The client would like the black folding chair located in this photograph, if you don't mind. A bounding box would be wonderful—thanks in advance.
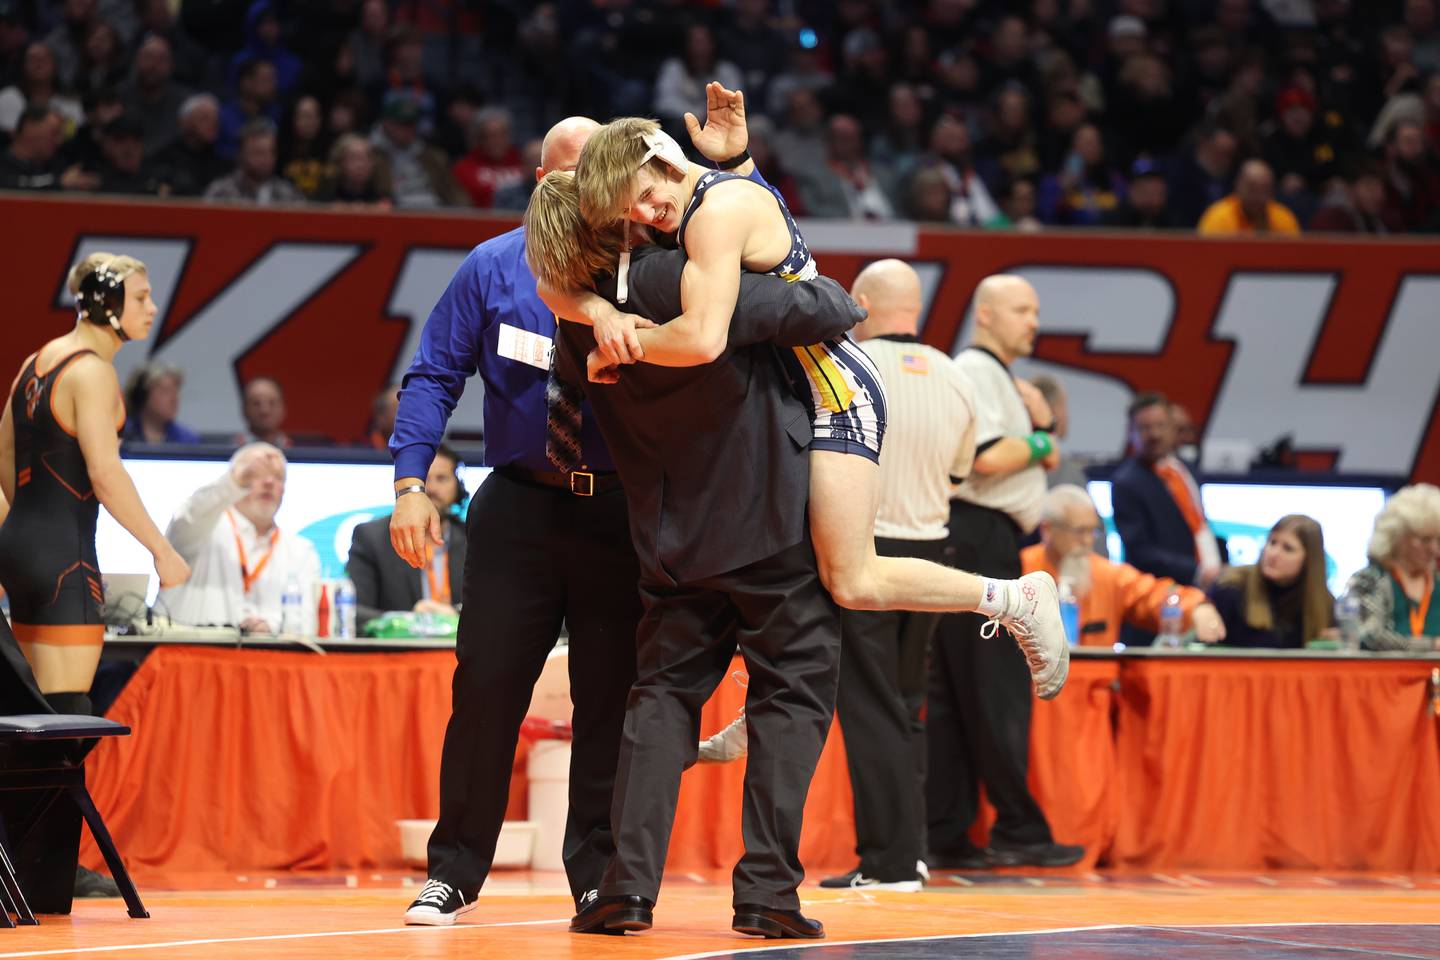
[0,715,147,923]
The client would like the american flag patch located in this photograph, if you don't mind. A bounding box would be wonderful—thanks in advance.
[901,353,929,374]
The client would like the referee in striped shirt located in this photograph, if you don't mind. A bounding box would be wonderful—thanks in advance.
[819,259,978,892]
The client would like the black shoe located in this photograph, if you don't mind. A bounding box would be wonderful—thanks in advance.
[818,868,923,891]
[926,846,991,871]
[569,894,653,934]
[986,842,1086,867]
[74,865,120,898]
[732,904,825,939]
[403,878,477,925]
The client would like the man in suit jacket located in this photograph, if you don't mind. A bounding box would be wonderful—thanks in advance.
[542,230,862,939]
[1112,392,1222,644]
[347,444,468,628]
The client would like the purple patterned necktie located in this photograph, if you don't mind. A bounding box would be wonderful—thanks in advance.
[544,352,583,472]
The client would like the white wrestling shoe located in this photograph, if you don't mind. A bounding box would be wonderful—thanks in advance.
[697,714,748,763]
[982,572,1069,700]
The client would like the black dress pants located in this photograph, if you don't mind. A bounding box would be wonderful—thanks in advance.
[925,500,1054,853]
[835,536,944,881]
[598,536,840,910]
[426,470,641,905]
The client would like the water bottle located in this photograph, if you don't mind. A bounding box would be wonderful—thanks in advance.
[1155,590,1184,649]
[334,578,358,640]
[1058,577,1080,647]
[1335,592,1361,652]
[280,574,305,637]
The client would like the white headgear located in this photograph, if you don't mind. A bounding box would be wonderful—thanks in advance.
[617,129,688,303]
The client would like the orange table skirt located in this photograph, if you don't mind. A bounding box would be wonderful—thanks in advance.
[80,647,1439,874]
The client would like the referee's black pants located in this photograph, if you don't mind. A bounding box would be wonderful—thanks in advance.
[925,500,1055,854]
[427,469,641,907]
[835,536,944,882]
[599,536,840,910]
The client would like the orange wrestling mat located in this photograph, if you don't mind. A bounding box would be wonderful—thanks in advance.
[1,869,1437,960]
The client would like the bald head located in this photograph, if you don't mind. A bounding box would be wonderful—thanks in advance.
[851,259,923,340]
[1235,158,1275,221]
[972,273,1039,365]
[975,273,1033,308]
[538,116,601,180]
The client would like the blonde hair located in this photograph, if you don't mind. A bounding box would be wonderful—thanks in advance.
[523,171,623,293]
[1223,514,1333,641]
[575,117,670,226]
[328,132,370,166]
[67,252,147,297]
[1368,483,1440,564]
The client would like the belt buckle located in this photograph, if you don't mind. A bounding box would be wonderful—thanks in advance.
[569,470,594,496]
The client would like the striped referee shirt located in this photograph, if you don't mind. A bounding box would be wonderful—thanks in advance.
[953,346,1048,534]
[858,335,976,541]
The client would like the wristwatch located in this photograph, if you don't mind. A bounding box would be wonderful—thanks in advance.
[395,484,426,500]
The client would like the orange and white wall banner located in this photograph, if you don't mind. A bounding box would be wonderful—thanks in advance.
[4,195,1436,479]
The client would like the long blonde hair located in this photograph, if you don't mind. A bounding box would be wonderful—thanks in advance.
[523,171,623,294]
[1223,514,1333,641]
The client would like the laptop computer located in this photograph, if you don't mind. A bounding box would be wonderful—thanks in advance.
[100,573,151,625]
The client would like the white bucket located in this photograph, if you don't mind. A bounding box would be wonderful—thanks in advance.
[527,739,572,871]
[396,818,537,869]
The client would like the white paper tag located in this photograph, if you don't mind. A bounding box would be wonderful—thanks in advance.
[496,323,554,371]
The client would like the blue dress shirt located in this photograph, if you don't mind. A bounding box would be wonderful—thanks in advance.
[390,226,616,481]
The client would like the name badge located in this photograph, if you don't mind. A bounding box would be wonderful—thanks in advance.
[496,323,554,371]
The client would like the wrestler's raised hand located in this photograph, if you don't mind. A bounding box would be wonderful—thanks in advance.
[685,81,747,162]
[587,349,621,384]
[594,309,656,366]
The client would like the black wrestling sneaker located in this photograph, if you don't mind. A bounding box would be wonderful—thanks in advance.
[403,879,477,925]
[817,868,922,892]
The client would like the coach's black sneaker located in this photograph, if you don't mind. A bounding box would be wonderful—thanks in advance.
[403,879,477,925]
[986,842,1086,867]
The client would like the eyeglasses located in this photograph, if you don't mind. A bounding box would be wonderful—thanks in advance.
[1052,522,1102,536]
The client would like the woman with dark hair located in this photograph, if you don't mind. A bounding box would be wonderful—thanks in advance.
[1208,514,1335,648]
[122,362,201,444]
[280,94,330,198]
[76,22,127,97]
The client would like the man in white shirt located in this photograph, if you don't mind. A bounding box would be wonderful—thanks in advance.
[927,275,1085,871]
[819,259,976,893]
[160,443,320,632]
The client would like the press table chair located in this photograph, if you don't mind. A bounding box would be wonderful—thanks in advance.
[0,714,147,924]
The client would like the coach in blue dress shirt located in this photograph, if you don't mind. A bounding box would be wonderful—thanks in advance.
[387,107,753,926]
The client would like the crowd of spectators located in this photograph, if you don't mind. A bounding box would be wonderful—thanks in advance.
[1,0,1438,232]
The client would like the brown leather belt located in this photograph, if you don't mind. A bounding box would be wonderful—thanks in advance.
[496,465,621,496]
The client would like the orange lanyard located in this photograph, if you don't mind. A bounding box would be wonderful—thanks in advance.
[426,547,451,604]
[1390,565,1433,636]
[227,510,279,595]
